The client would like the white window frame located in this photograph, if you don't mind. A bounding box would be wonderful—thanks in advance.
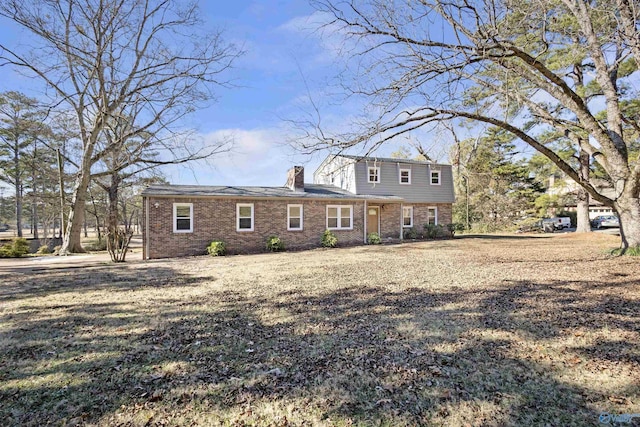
[427,206,438,225]
[236,203,254,232]
[287,204,303,231]
[399,168,411,185]
[173,203,193,233]
[430,170,441,185]
[326,205,353,230]
[402,206,413,228]
[368,166,380,183]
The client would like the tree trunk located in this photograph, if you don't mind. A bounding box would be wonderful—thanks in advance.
[88,190,102,242]
[15,181,22,238]
[575,189,591,232]
[59,170,91,254]
[575,149,591,233]
[32,201,39,239]
[106,173,132,262]
[107,180,119,240]
[616,193,640,249]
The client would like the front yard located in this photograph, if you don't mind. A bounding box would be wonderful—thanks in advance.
[1,234,638,426]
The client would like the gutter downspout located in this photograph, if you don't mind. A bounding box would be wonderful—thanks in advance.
[144,196,149,260]
[400,203,404,240]
[363,201,368,244]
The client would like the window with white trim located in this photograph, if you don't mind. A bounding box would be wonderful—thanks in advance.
[368,166,380,183]
[173,203,193,233]
[427,207,438,225]
[236,203,254,231]
[327,205,353,230]
[399,168,411,184]
[430,170,441,185]
[403,206,413,227]
[287,204,303,231]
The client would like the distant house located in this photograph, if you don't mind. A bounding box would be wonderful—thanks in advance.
[141,155,455,259]
[546,174,615,219]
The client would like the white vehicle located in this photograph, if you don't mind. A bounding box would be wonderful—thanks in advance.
[542,217,571,231]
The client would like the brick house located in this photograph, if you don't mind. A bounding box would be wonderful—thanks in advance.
[141,155,455,259]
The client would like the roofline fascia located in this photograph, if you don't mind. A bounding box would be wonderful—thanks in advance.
[140,193,404,203]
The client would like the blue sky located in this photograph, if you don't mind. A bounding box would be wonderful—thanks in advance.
[0,1,452,190]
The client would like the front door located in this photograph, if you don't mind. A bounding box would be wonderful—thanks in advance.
[367,206,379,235]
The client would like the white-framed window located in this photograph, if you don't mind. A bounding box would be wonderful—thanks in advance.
[431,170,441,185]
[403,206,413,227]
[427,207,438,225]
[327,205,353,230]
[236,203,254,232]
[173,203,193,233]
[368,166,380,183]
[287,204,303,231]
[399,168,411,184]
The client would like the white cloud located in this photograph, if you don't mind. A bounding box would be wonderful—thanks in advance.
[165,127,324,187]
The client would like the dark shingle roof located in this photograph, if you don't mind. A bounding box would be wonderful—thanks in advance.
[142,183,403,201]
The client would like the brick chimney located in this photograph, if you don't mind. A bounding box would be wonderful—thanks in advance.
[286,166,304,192]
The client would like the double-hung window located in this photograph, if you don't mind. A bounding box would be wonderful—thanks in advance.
[430,170,441,185]
[399,168,411,184]
[368,166,380,183]
[427,207,438,225]
[173,203,193,233]
[237,203,254,231]
[403,206,413,228]
[327,205,353,230]
[287,204,303,231]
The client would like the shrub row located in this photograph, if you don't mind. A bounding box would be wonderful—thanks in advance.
[403,223,463,240]
[208,230,341,256]
[206,223,462,257]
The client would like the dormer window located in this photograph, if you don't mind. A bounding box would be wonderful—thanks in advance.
[399,168,411,184]
[431,170,441,185]
[368,166,380,183]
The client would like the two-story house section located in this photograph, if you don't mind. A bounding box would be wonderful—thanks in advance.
[141,154,455,259]
[314,154,455,239]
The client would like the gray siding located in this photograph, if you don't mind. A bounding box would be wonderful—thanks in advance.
[353,160,455,203]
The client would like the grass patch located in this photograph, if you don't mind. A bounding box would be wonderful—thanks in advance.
[1,233,638,426]
[609,246,640,256]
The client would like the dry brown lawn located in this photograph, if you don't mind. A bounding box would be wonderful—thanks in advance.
[0,233,638,426]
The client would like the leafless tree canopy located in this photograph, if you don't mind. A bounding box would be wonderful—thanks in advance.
[299,0,640,248]
[0,0,242,253]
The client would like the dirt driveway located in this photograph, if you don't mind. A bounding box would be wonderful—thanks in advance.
[0,238,143,273]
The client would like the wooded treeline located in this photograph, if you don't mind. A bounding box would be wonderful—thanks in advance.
[0,0,240,261]
[392,125,594,233]
[0,90,160,246]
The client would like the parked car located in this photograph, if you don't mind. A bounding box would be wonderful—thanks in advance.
[592,215,619,229]
[0,224,9,232]
[541,217,571,232]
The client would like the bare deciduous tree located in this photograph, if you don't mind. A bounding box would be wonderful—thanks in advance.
[0,0,241,253]
[301,0,640,249]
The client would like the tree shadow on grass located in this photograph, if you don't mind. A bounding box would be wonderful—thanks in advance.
[1,269,638,426]
[0,265,213,302]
